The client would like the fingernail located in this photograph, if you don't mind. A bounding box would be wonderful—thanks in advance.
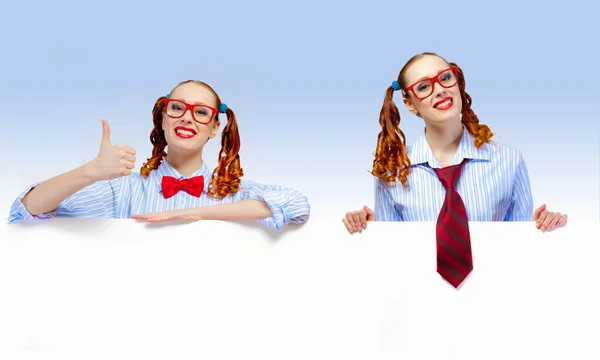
[362,223,367,229]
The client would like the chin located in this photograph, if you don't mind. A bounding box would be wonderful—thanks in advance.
[442,111,462,123]
[172,140,200,150]
[429,106,461,122]
[425,113,461,127]
[165,138,198,152]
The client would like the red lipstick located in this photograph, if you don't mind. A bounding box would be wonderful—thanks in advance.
[434,97,454,110]
[174,126,197,139]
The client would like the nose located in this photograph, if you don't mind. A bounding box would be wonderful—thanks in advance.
[180,109,194,123]
[431,80,447,98]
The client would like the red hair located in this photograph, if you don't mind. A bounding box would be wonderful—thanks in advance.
[372,52,494,187]
[140,80,243,200]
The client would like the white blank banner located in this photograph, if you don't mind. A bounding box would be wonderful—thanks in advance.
[1,220,599,360]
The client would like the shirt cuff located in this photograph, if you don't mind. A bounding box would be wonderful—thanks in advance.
[244,191,289,230]
[8,183,58,222]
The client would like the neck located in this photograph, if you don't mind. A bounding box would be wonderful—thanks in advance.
[165,149,204,177]
[424,119,464,163]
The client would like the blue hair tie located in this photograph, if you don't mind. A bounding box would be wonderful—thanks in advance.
[219,103,228,113]
[391,81,401,91]
[165,93,170,98]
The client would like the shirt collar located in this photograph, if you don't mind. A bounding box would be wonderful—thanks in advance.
[407,126,492,168]
[152,159,212,194]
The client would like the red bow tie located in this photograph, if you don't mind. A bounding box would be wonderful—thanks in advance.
[161,176,204,199]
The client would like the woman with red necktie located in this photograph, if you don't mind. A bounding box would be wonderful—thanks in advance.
[342,52,568,287]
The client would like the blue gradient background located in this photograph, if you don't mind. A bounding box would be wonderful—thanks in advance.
[1,0,598,221]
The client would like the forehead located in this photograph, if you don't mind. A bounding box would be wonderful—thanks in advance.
[170,82,217,106]
[404,55,450,84]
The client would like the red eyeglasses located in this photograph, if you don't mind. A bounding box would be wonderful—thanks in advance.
[403,66,459,100]
[164,99,218,124]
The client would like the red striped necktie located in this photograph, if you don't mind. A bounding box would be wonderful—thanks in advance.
[434,161,473,288]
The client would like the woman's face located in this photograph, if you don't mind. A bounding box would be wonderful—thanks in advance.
[161,82,221,154]
[402,55,462,126]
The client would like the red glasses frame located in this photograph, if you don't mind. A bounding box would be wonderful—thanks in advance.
[403,66,459,100]
[164,99,218,124]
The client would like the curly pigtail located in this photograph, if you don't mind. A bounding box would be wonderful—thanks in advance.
[140,96,168,178]
[450,62,494,148]
[208,107,244,199]
[371,86,412,187]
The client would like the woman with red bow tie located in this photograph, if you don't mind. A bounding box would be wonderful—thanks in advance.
[9,80,310,230]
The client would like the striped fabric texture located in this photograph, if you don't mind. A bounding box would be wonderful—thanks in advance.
[374,127,534,222]
[9,160,310,230]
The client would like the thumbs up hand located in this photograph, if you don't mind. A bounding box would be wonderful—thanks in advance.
[87,120,137,182]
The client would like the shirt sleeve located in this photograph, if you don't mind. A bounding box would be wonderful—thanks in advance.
[374,177,403,221]
[504,153,534,221]
[236,180,310,230]
[8,178,125,222]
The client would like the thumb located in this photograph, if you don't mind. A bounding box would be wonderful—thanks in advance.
[363,205,375,216]
[101,120,111,146]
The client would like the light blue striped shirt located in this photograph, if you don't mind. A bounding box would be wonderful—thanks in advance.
[9,160,310,230]
[375,127,534,222]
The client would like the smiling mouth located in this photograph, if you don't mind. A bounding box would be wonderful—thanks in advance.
[174,126,197,138]
[434,97,453,110]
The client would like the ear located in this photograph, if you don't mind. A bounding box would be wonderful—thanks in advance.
[208,120,220,139]
[402,95,419,115]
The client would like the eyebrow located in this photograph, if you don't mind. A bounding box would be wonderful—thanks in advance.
[415,68,450,82]
[173,98,211,106]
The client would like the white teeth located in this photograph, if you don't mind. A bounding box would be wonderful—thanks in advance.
[176,129,194,136]
[435,99,452,108]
